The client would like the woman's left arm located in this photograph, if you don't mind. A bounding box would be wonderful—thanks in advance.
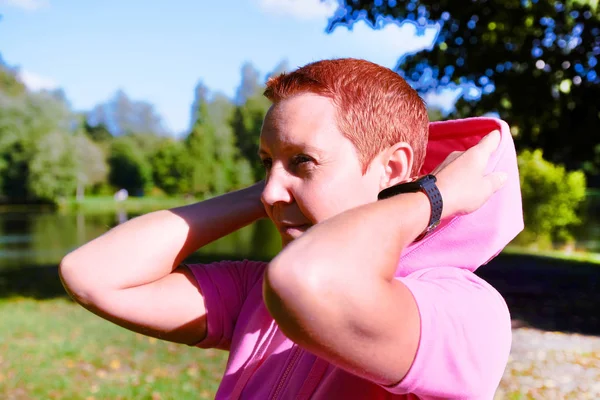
[263,131,507,385]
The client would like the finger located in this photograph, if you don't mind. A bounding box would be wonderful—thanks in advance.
[442,151,464,169]
[477,130,501,156]
[485,171,508,195]
[447,150,464,161]
[431,151,463,175]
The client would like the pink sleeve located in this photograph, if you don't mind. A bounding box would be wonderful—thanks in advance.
[184,260,267,351]
[385,267,512,399]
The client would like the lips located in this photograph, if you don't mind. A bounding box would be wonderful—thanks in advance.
[280,223,310,229]
[278,223,311,234]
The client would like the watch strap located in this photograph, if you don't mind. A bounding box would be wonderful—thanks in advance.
[414,175,443,242]
[377,174,443,241]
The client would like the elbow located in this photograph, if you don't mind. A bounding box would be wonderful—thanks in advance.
[58,253,95,306]
[58,253,76,294]
[263,258,296,323]
[263,256,329,340]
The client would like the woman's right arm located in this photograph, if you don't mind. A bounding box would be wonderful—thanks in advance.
[59,182,266,345]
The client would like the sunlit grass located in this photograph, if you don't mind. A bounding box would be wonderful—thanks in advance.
[504,245,600,265]
[0,297,227,399]
[2,295,596,399]
[56,196,199,215]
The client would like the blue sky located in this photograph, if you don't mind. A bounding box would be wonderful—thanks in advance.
[0,0,457,135]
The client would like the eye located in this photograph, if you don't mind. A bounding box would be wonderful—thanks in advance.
[292,154,313,166]
[261,158,273,170]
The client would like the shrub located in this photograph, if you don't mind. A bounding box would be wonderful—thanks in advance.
[515,149,587,249]
[108,136,153,196]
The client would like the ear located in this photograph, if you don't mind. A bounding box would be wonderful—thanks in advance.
[379,142,414,190]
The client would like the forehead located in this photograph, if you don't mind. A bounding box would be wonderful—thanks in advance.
[260,94,343,152]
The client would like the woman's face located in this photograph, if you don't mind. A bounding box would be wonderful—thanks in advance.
[259,93,383,246]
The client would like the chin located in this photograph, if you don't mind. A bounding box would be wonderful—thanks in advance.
[281,233,302,247]
[281,237,294,247]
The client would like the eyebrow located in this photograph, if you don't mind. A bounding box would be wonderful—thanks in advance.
[258,143,324,158]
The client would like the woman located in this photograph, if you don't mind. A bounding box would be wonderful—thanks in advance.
[60,58,523,399]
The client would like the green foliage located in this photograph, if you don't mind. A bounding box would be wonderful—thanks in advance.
[208,93,255,191]
[152,139,193,195]
[332,1,600,180]
[231,93,271,181]
[186,89,219,197]
[73,133,109,200]
[0,86,77,203]
[108,137,153,196]
[87,89,167,136]
[0,57,285,204]
[0,63,26,97]
[185,82,257,197]
[427,108,445,122]
[27,131,78,203]
[516,149,587,248]
[83,120,112,143]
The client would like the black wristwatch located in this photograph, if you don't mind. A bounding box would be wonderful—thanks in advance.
[377,174,443,241]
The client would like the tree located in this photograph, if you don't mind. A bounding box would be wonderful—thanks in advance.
[427,107,445,122]
[152,139,194,195]
[230,92,271,181]
[234,62,262,106]
[108,136,153,196]
[0,54,26,97]
[184,82,255,197]
[87,89,167,136]
[330,1,600,183]
[0,89,76,204]
[73,133,109,200]
[28,131,78,203]
[83,120,112,143]
[208,93,254,192]
[186,83,219,196]
[516,149,587,249]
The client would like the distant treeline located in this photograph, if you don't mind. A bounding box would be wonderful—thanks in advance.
[0,55,590,250]
[0,58,289,204]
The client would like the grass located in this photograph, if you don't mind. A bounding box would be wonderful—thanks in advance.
[3,246,599,399]
[504,245,600,265]
[0,297,227,400]
[56,196,199,215]
[1,295,568,400]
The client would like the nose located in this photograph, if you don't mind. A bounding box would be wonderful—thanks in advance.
[261,167,293,207]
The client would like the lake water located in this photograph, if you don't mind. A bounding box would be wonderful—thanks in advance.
[0,209,282,270]
[0,193,598,270]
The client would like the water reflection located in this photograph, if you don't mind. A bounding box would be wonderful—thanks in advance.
[0,193,598,270]
[0,209,282,270]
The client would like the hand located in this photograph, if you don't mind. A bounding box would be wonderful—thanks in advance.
[431,130,507,218]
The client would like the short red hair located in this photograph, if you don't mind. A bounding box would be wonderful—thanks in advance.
[264,58,428,176]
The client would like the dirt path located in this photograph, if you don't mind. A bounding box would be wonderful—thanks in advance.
[496,328,600,399]
[476,254,600,399]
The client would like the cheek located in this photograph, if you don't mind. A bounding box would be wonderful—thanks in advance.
[301,173,374,222]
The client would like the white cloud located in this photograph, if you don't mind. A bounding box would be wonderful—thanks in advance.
[18,70,58,91]
[326,19,439,70]
[0,0,48,11]
[423,88,462,113]
[257,0,338,21]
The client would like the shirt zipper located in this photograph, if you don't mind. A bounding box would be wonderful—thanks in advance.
[270,345,302,400]
[230,320,278,400]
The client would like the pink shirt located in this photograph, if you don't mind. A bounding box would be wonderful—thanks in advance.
[186,117,524,399]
